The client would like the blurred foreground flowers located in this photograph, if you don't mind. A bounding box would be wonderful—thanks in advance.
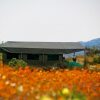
[0,65,100,100]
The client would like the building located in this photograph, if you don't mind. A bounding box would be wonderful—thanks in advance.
[0,41,85,65]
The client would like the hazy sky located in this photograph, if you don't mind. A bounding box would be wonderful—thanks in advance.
[0,0,100,42]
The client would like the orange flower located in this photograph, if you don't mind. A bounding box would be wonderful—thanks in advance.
[0,65,99,99]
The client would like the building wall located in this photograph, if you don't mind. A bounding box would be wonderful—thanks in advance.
[2,52,7,64]
[45,54,63,65]
[3,53,63,66]
[26,54,63,66]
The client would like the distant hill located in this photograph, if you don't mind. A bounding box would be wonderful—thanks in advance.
[80,38,100,49]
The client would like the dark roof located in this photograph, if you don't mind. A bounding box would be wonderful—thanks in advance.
[0,41,85,54]
[0,41,84,49]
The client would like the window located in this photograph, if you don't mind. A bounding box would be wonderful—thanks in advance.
[7,53,19,59]
[48,54,59,61]
[27,54,39,60]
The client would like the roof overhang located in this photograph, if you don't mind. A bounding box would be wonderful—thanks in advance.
[0,47,84,54]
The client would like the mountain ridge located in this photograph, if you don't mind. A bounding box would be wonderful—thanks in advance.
[80,38,100,49]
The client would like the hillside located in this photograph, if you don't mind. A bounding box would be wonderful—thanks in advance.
[80,38,100,49]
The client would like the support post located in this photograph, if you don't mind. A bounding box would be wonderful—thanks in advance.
[21,53,22,59]
[73,52,75,57]
[84,48,87,67]
[19,52,23,59]
[42,49,44,65]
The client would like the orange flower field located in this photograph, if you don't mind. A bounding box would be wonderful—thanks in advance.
[0,65,100,100]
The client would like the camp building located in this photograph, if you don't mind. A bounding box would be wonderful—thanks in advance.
[0,41,85,65]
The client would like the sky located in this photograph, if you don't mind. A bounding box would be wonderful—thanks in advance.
[0,0,100,42]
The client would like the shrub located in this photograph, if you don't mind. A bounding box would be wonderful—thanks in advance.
[17,59,27,68]
[8,58,27,69]
[8,58,18,68]
[93,56,100,64]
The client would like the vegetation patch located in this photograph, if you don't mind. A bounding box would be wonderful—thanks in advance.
[8,58,27,69]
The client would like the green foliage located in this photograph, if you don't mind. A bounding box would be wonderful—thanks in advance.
[8,58,27,69]
[93,56,100,64]
[86,47,100,56]
[17,59,27,68]
[0,53,2,60]
[8,58,18,68]
[70,87,86,100]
